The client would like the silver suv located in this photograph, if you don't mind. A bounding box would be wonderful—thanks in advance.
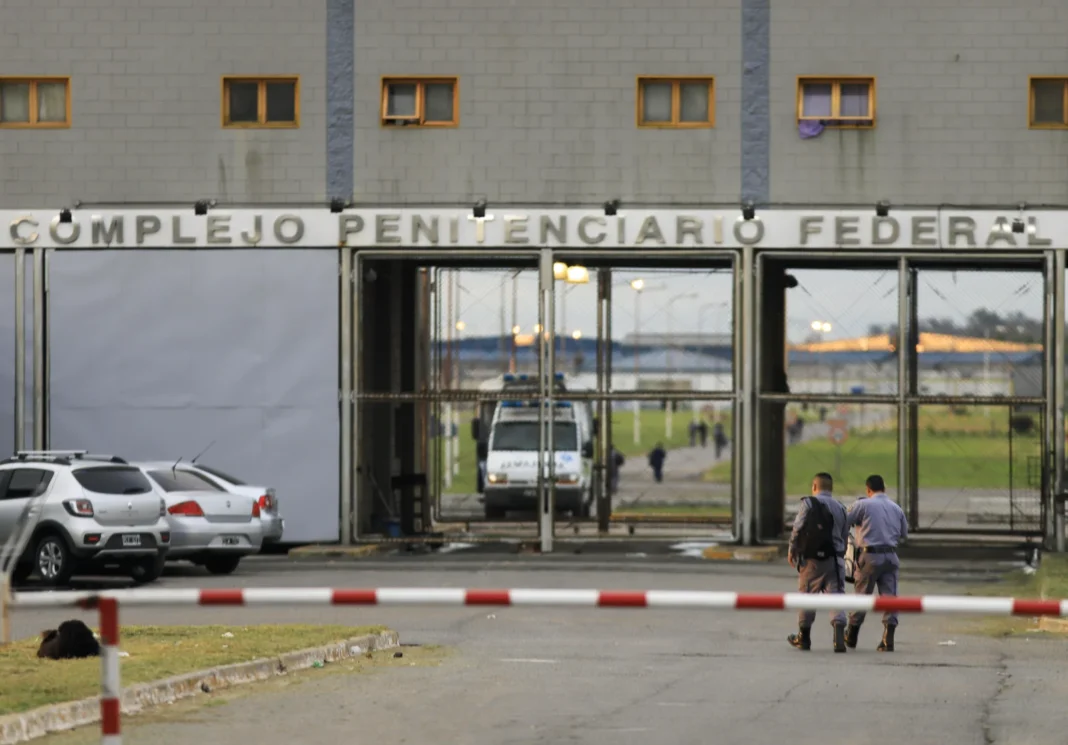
[0,451,171,587]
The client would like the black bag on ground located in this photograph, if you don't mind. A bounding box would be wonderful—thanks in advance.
[796,497,836,561]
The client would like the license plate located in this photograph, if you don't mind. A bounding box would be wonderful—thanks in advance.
[122,534,141,547]
[523,489,536,498]
[221,536,240,546]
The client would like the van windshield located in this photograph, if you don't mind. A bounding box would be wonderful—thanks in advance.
[491,421,578,452]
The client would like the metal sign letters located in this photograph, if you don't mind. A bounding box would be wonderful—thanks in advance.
[1,208,1063,250]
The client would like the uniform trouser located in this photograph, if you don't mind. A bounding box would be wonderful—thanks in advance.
[797,557,846,628]
[848,552,900,627]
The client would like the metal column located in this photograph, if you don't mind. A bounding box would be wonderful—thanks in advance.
[14,248,25,452]
[339,249,354,545]
[601,272,613,533]
[1044,250,1059,548]
[1054,249,1066,552]
[32,248,45,451]
[896,257,909,517]
[595,269,609,533]
[351,252,363,540]
[738,246,758,545]
[537,248,556,553]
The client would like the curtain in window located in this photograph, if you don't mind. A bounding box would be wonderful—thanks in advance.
[36,82,67,122]
[839,84,869,118]
[0,83,31,123]
[424,84,453,121]
[801,84,832,118]
[679,83,709,122]
[642,83,672,122]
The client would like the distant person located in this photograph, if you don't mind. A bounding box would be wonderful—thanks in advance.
[607,446,625,496]
[787,472,849,653]
[845,474,909,652]
[688,420,698,447]
[713,421,727,459]
[648,443,666,483]
[698,420,709,447]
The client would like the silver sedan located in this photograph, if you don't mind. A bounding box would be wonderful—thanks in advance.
[134,462,264,575]
[175,463,285,546]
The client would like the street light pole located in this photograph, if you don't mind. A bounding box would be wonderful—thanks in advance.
[696,301,728,423]
[666,292,698,441]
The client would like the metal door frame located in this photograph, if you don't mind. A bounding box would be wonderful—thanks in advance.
[754,249,1051,540]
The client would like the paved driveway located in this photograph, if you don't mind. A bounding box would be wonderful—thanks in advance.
[14,556,1068,745]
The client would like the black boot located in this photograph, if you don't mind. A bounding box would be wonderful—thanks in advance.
[787,625,811,651]
[845,624,860,649]
[833,623,847,653]
[877,623,895,652]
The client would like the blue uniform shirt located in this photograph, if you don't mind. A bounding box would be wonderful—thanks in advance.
[848,492,908,548]
[789,491,849,565]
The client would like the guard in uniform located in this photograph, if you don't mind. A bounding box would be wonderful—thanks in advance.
[787,472,849,652]
[845,474,909,651]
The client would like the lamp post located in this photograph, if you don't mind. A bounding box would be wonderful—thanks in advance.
[695,301,729,422]
[626,278,666,445]
[810,320,833,393]
[665,292,698,440]
[453,319,465,477]
[552,262,589,359]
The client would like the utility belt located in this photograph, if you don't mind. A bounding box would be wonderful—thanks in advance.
[803,550,846,561]
[857,545,896,555]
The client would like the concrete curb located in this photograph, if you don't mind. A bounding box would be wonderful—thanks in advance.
[701,545,782,562]
[1037,617,1068,634]
[288,544,393,559]
[0,629,399,745]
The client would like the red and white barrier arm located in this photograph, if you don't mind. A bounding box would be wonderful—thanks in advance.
[9,588,1068,616]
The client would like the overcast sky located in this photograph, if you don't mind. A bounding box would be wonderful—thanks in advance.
[441,267,1046,344]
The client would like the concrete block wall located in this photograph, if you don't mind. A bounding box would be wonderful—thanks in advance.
[0,0,326,205]
[352,0,743,205]
[770,0,1068,204]
[2,0,1068,207]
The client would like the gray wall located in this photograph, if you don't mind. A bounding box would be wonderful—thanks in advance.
[0,0,327,204]
[353,0,742,204]
[46,251,340,543]
[769,0,1068,204]
[0,254,13,459]
[0,252,37,456]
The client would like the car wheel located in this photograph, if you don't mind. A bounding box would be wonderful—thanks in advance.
[203,556,242,575]
[35,534,74,587]
[129,554,166,585]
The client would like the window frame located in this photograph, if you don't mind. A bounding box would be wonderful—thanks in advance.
[0,77,72,129]
[1028,76,1068,130]
[796,76,876,128]
[635,76,716,129]
[379,76,460,128]
[220,76,301,130]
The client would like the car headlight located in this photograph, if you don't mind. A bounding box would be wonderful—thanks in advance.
[487,473,508,484]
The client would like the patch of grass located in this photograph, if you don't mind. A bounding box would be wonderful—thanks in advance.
[703,406,1041,494]
[28,645,449,745]
[612,504,730,518]
[0,624,387,716]
[960,555,1068,637]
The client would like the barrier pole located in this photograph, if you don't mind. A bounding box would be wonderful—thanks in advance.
[99,598,121,745]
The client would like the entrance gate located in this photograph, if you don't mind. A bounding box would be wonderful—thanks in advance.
[3,207,1067,551]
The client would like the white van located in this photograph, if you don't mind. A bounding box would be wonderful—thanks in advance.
[471,373,596,495]
[481,400,593,519]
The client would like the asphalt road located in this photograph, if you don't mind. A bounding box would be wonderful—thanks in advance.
[13,555,1068,745]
